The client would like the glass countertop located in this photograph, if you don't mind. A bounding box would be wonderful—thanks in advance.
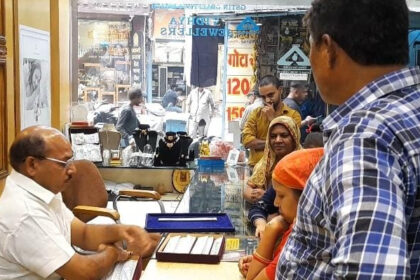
[97,163,196,170]
[174,165,254,236]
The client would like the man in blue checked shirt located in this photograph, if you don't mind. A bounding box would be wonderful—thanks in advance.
[276,0,420,279]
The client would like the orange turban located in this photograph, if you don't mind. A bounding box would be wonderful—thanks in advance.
[272,148,324,190]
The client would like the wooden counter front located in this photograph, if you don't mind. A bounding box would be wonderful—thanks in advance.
[141,259,244,280]
[98,167,194,193]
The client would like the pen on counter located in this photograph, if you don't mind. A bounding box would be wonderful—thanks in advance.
[158,217,218,222]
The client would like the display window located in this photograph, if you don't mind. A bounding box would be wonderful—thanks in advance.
[72,2,327,144]
[78,20,131,106]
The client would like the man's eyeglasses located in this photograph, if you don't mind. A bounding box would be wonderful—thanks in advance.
[37,156,75,168]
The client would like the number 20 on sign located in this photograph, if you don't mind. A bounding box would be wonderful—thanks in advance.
[227,77,251,95]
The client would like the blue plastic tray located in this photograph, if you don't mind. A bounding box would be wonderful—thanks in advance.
[145,213,235,233]
[197,158,225,167]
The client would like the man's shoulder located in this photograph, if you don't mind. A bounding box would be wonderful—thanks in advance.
[281,103,300,116]
[245,107,264,122]
[250,106,263,115]
[242,107,264,134]
[120,104,131,110]
[283,97,297,106]
[350,93,420,143]
[165,90,176,96]
[0,184,33,230]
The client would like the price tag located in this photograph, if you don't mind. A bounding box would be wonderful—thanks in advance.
[225,238,240,250]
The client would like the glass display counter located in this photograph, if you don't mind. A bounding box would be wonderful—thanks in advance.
[141,165,257,279]
[175,165,253,236]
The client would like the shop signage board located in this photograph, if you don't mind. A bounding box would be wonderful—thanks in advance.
[153,9,185,40]
[131,43,142,85]
[225,18,257,122]
[277,44,311,81]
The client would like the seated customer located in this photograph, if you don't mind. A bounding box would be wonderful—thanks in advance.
[0,126,160,279]
[239,148,324,280]
[248,134,323,237]
[244,116,301,204]
[242,75,301,166]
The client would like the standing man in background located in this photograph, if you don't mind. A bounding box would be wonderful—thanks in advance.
[283,82,317,128]
[116,88,142,148]
[242,75,301,166]
[277,0,420,278]
[282,81,309,115]
[186,87,215,138]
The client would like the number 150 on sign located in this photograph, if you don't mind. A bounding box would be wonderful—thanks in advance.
[227,106,245,121]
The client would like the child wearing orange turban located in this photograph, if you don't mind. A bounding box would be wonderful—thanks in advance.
[239,148,324,280]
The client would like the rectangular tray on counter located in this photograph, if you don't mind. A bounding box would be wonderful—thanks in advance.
[145,213,235,233]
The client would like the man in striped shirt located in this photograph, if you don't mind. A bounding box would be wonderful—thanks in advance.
[277,0,420,279]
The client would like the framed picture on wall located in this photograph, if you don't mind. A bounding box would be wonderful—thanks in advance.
[19,25,51,129]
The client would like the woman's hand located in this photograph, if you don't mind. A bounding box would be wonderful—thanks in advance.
[238,254,253,277]
[264,215,289,237]
[254,218,267,239]
[244,184,265,203]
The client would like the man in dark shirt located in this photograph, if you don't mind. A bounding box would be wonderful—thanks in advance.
[116,88,142,148]
[282,82,308,115]
[162,85,182,113]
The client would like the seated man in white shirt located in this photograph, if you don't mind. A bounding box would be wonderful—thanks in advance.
[0,125,160,280]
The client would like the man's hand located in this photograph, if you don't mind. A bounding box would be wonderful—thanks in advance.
[121,226,161,257]
[261,104,275,122]
[238,254,253,277]
[97,243,130,262]
[56,243,133,280]
[302,115,317,127]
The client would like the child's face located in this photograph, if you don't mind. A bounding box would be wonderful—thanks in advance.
[272,179,300,224]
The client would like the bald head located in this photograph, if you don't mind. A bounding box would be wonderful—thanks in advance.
[9,126,65,172]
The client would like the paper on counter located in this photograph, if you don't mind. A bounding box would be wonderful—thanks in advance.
[210,237,223,255]
[202,236,214,255]
[102,259,138,280]
[163,235,180,253]
[173,235,196,254]
[190,236,208,255]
